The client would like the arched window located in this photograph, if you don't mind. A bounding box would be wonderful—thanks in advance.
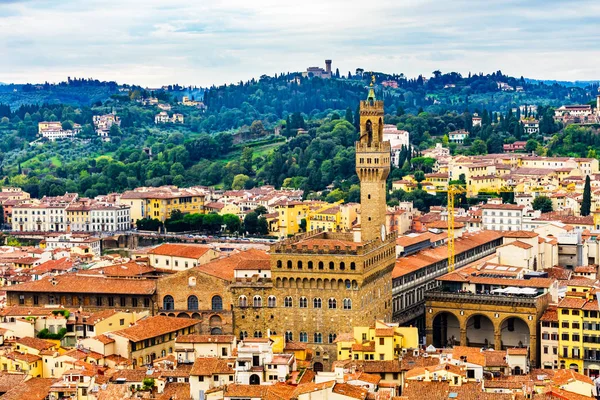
[211,295,223,311]
[329,261,335,270]
[287,260,292,269]
[277,260,282,268]
[268,296,276,308]
[239,296,248,308]
[187,295,199,311]
[318,261,324,270]
[340,262,345,270]
[299,297,307,308]
[253,296,262,308]
[345,279,351,289]
[284,296,293,308]
[328,333,337,343]
[328,298,337,309]
[314,333,322,343]
[298,261,303,269]
[240,331,248,340]
[343,298,352,310]
[254,331,263,338]
[299,332,308,342]
[313,298,322,308]
[188,277,196,286]
[350,262,356,270]
[163,295,174,310]
[285,331,293,341]
[308,261,313,269]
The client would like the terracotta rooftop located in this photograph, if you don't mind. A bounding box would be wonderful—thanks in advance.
[503,231,539,238]
[190,357,235,376]
[3,274,156,295]
[0,377,55,400]
[393,231,503,279]
[86,261,155,277]
[94,334,116,344]
[396,232,447,248]
[16,336,56,351]
[540,306,558,322]
[112,316,197,342]
[148,243,213,259]
[176,334,235,344]
[332,382,368,400]
[497,240,533,250]
[551,368,593,386]
[198,248,269,280]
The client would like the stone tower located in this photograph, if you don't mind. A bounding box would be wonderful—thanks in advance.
[356,77,390,242]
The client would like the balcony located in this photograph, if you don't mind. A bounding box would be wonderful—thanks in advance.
[426,290,547,307]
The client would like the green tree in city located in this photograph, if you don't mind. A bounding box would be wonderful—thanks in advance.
[532,196,553,213]
[223,214,241,234]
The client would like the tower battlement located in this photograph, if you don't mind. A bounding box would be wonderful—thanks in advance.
[360,100,384,114]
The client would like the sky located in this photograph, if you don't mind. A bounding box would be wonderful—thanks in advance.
[1,0,599,87]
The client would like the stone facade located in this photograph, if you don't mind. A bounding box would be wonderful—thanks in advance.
[155,268,234,336]
[425,291,551,367]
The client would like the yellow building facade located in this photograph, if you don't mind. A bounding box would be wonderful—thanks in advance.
[337,320,419,361]
[556,285,600,375]
[276,201,309,237]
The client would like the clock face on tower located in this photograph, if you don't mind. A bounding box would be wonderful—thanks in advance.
[380,224,386,241]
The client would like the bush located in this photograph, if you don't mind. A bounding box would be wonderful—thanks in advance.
[52,309,70,318]
[37,327,67,340]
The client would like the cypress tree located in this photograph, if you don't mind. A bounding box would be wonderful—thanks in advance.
[581,175,591,216]
[345,107,353,125]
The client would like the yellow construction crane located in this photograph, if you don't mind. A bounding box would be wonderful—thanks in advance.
[441,185,516,272]
[446,185,467,272]
[306,199,344,231]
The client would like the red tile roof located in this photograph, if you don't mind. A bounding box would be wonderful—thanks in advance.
[113,316,197,342]
[148,243,213,259]
[3,274,156,295]
[190,357,235,376]
[197,249,269,280]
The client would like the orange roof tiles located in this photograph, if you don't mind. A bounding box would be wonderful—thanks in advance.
[16,336,55,351]
[3,274,156,295]
[0,377,55,400]
[190,357,235,376]
[148,243,212,259]
[503,231,539,238]
[498,240,533,250]
[113,316,197,342]
[393,231,504,279]
[198,248,269,280]
[540,306,558,322]
[551,368,593,386]
[332,383,368,400]
[176,334,235,344]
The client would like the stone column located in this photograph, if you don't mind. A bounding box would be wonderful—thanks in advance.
[494,332,502,351]
[530,334,538,368]
[426,328,433,346]
[460,328,467,346]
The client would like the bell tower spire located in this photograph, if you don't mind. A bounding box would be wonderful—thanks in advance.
[355,76,390,242]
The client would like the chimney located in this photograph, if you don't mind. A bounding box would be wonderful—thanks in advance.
[325,60,332,74]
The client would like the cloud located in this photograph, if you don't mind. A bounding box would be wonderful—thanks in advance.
[0,0,598,86]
